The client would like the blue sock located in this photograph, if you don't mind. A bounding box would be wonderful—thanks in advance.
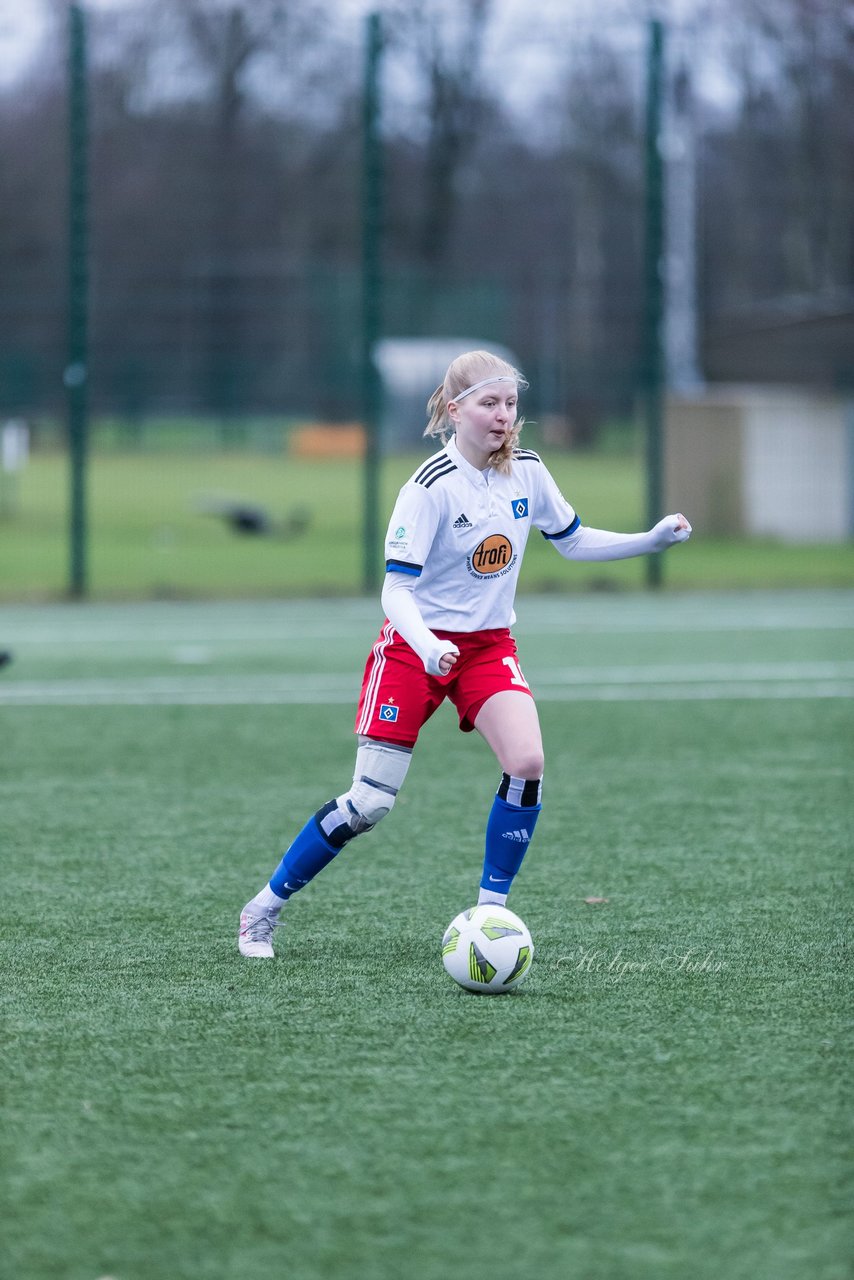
[269,812,340,900]
[480,775,542,896]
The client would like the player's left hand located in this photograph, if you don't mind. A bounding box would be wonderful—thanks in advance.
[651,513,692,549]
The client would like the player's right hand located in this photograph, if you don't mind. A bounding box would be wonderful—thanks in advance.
[438,647,459,676]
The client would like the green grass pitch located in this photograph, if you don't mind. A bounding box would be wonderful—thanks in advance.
[1,448,852,599]
[1,591,852,1279]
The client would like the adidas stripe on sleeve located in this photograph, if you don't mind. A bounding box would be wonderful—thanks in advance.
[383,451,450,577]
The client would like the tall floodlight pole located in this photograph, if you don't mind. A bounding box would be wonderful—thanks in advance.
[642,17,666,589]
[67,2,90,598]
[361,12,384,594]
[664,29,703,392]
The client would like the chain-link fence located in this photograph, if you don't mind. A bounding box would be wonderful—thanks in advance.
[2,0,850,443]
[0,0,852,598]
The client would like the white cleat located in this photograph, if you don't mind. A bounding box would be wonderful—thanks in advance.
[238,909,279,958]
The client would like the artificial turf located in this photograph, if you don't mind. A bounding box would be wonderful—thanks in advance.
[1,594,851,1279]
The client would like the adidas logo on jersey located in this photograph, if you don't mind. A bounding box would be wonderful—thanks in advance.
[502,829,531,843]
[453,513,473,529]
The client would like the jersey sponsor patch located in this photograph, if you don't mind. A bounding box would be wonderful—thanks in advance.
[378,703,399,722]
[387,524,410,553]
[511,497,529,519]
[467,533,517,579]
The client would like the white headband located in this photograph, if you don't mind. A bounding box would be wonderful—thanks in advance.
[449,375,517,404]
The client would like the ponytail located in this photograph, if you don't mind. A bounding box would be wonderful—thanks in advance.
[425,383,447,441]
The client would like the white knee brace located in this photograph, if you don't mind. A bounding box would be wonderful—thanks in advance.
[316,739,412,848]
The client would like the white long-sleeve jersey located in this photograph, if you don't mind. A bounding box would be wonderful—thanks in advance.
[382,437,690,674]
[383,436,581,633]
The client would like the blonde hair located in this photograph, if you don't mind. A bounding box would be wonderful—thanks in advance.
[425,350,528,474]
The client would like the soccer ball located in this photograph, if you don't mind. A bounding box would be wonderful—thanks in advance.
[441,904,534,994]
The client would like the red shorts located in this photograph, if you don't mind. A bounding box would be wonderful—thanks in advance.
[354,624,533,748]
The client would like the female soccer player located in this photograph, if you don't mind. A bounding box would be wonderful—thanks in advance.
[238,350,691,956]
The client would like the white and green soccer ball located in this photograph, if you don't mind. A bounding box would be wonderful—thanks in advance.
[441,904,534,994]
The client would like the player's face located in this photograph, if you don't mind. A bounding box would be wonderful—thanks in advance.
[449,382,518,468]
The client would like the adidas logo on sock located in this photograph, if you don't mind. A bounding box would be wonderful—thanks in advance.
[453,513,473,529]
[502,829,530,843]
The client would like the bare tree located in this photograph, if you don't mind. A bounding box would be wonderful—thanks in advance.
[1,0,850,434]
[386,0,495,274]
[701,0,854,310]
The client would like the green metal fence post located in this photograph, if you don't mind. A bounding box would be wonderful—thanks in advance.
[361,11,384,595]
[67,2,90,598]
[643,17,666,590]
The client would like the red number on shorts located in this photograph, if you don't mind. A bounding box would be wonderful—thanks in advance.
[502,655,530,689]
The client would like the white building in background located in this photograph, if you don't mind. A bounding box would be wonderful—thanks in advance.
[374,338,521,449]
[665,387,854,542]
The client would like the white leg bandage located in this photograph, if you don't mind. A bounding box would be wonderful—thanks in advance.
[316,739,412,848]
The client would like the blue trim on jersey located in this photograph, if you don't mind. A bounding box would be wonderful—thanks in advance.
[386,559,422,576]
[542,514,581,541]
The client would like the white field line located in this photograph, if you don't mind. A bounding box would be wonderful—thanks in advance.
[536,683,854,702]
[541,661,854,684]
[1,663,853,706]
[3,615,853,646]
[1,591,852,647]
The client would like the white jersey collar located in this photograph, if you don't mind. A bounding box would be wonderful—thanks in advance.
[446,434,492,486]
